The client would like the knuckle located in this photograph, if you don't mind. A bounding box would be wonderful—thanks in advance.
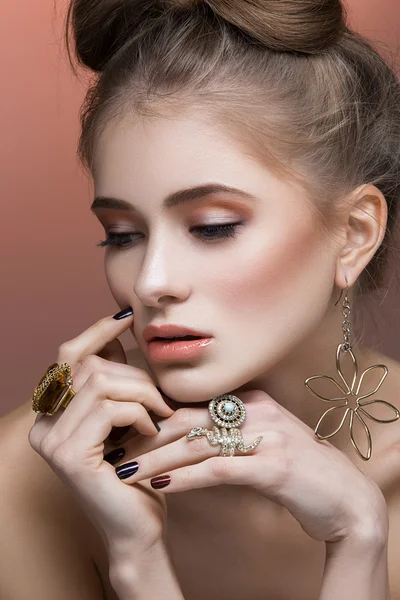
[258,398,281,421]
[28,425,41,452]
[81,354,103,373]
[211,456,232,479]
[87,370,108,390]
[96,398,115,415]
[173,408,192,428]
[57,341,75,363]
[38,433,58,458]
[51,443,77,473]
[188,436,209,456]
[147,448,162,471]
[263,429,288,452]
[136,370,155,385]
[139,379,156,397]
[180,465,193,485]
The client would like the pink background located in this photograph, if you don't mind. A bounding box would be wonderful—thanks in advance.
[1,0,399,416]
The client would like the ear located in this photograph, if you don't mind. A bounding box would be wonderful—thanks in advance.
[335,184,388,289]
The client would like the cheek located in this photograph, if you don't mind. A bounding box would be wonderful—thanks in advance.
[206,220,333,318]
[103,257,133,305]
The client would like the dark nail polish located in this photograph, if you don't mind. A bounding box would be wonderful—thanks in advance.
[153,421,161,432]
[116,461,139,480]
[150,475,171,489]
[104,447,125,465]
[108,425,131,442]
[113,307,134,320]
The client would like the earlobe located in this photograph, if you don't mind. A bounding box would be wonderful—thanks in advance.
[334,185,388,289]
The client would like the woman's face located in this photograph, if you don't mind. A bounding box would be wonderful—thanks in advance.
[92,112,339,402]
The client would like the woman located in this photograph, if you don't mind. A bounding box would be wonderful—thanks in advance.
[2,0,400,598]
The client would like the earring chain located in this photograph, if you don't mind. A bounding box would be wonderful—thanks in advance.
[342,285,351,352]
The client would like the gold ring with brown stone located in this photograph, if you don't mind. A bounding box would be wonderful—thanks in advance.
[31,363,76,416]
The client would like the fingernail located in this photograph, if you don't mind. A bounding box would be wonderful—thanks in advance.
[153,421,161,432]
[108,425,131,442]
[104,447,125,465]
[113,307,134,320]
[115,461,139,479]
[150,475,171,489]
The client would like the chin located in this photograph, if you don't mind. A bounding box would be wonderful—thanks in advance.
[158,378,241,405]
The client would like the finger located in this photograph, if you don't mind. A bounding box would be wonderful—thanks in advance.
[114,432,219,483]
[71,355,161,446]
[74,354,155,386]
[124,394,280,459]
[31,373,173,445]
[40,402,162,503]
[71,354,157,407]
[57,311,134,371]
[37,401,161,473]
[146,455,259,493]
[122,405,213,458]
[72,400,161,453]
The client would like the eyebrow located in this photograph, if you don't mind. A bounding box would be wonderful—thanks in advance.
[90,183,258,213]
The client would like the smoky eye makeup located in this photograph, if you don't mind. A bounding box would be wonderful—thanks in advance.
[95,198,252,249]
[97,221,245,248]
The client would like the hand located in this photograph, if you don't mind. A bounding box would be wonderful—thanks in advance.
[28,310,175,555]
[114,390,388,544]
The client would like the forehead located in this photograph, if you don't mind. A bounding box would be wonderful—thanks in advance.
[92,112,297,203]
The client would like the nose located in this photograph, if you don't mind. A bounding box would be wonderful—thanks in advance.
[133,233,191,307]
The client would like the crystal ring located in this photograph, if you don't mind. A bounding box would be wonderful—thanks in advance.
[187,394,263,457]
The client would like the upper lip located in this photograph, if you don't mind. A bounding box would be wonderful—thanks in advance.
[143,324,212,343]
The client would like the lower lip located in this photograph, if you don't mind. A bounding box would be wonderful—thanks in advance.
[147,338,213,361]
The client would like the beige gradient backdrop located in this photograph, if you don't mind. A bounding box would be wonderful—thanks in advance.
[1,0,399,417]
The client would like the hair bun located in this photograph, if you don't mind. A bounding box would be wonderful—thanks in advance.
[163,0,347,54]
[200,0,347,54]
[67,0,347,73]
[163,0,201,7]
[67,0,163,72]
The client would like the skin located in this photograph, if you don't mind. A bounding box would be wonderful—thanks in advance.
[91,110,400,596]
[93,110,388,437]
[1,109,400,599]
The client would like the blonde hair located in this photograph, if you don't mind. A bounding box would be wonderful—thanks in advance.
[65,0,400,294]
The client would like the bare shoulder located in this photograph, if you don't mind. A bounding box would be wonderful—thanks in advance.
[0,402,117,600]
[360,349,400,599]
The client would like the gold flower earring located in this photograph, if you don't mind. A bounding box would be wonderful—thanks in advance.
[304,280,399,461]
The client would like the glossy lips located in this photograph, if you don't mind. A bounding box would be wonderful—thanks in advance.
[143,323,213,362]
[147,337,213,361]
[143,323,211,342]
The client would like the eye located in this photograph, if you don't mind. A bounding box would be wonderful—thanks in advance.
[96,222,243,250]
[96,232,141,249]
[190,223,242,241]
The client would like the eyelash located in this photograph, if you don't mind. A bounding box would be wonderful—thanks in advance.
[97,223,242,249]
